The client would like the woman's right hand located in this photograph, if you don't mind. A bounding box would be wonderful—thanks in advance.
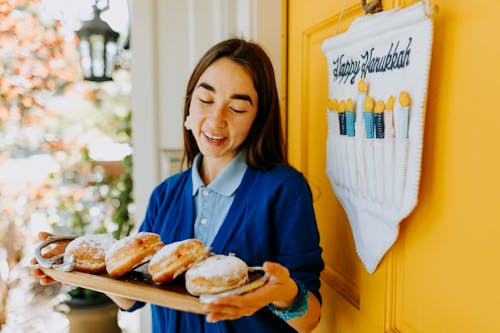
[30,232,71,285]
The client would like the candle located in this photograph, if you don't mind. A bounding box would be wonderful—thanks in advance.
[384,95,395,138]
[356,79,368,132]
[363,96,375,139]
[327,98,337,112]
[327,98,339,135]
[346,98,355,137]
[374,100,385,139]
[338,99,347,135]
[395,91,410,138]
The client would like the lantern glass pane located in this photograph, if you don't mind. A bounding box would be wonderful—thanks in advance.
[90,34,105,78]
[105,41,117,78]
[78,39,92,78]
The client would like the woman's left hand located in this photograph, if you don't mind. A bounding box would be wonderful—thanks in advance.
[202,261,298,323]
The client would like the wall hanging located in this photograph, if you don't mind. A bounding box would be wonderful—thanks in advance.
[321,1,434,273]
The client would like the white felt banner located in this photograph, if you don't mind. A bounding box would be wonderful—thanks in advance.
[321,2,433,273]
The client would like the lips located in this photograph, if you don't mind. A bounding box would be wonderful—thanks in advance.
[202,130,226,144]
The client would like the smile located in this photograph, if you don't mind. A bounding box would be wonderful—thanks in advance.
[203,130,226,142]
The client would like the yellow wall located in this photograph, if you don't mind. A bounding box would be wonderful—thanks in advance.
[286,0,500,332]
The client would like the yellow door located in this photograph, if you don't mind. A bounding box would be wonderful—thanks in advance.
[286,0,500,332]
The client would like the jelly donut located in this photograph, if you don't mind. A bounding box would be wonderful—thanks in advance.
[105,232,163,278]
[149,239,209,284]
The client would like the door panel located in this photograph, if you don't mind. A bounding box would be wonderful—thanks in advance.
[288,0,363,305]
[287,0,500,332]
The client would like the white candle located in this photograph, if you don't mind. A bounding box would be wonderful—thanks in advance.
[394,91,410,139]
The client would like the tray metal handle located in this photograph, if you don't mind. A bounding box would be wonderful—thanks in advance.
[34,235,77,271]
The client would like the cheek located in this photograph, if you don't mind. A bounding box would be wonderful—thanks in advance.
[188,104,202,126]
[236,117,257,140]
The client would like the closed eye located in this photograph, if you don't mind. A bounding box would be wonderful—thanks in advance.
[229,106,245,113]
[199,98,213,104]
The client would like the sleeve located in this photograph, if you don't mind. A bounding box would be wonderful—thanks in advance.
[272,170,324,304]
[124,300,146,312]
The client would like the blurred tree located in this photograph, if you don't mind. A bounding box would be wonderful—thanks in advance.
[0,0,134,324]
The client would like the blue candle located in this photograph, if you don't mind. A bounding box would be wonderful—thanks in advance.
[363,96,374,139]
[338,100,346,135]
[346,98,355,137]
[374,100,385,139]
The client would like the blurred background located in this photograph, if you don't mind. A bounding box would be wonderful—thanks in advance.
[0,0,134,332]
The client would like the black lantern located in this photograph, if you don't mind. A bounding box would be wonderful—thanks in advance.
[76,0,120,81]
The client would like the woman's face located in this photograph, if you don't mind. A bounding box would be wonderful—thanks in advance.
[189,57,258,167]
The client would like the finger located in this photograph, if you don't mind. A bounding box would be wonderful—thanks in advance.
[204,305,238,323]
[40,240,71,259]
[40,277,56,285]
[206,312,239,323]
[203,301,240,314]
[38,232,53,241]
[31,267,46,278]
[263,261,290,282]
[205,305,254,323]
[204,295,265,320]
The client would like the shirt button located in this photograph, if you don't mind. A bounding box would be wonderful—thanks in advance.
[200,218,207,225]
[202,190,209,196]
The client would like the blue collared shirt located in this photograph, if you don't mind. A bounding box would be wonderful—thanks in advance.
[192,152,247,246]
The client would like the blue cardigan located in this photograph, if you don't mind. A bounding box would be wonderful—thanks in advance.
[130,165,324,333]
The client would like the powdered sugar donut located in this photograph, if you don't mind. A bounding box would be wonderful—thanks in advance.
[105,232,163,278]
[185,254,249,296]
[149,239,209,284]
[64,234,117,274]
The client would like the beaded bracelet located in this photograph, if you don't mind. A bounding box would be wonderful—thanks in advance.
[268,279,310,320]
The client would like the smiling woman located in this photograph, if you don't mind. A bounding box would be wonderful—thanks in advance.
[100,38,324,333]
[187,57,259,183]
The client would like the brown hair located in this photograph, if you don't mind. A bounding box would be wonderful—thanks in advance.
[181,38,287,170]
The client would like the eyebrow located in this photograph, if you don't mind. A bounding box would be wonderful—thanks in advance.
[198,82,254,106]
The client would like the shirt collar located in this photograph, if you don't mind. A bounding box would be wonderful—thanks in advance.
[191,151,247,197]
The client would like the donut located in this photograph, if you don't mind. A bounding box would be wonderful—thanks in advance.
[149,239,209,284]
[105,232,163,278]
[64,234,116,274]
[185,254,249,296]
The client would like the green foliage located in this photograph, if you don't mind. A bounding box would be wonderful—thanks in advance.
[110,155,134,240]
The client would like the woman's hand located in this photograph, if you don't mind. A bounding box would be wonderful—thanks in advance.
[202,261,321,332]
[30,232,71,285]
[202,261,297,322]
[29,232,137,310]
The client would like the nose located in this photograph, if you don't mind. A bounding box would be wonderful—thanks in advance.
[208,103,227,128]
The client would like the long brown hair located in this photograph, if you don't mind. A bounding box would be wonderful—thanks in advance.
[182,38,287,170]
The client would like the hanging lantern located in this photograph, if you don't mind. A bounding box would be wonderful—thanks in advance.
[76,0,119,81]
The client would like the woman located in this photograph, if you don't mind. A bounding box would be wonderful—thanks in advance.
[35,38,324,332]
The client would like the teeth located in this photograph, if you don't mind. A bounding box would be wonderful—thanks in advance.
[204,131,224,140]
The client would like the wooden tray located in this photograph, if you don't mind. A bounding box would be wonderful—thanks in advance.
[41,267,206,314]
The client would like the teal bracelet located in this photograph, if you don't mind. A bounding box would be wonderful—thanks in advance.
[268,279,310,320]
